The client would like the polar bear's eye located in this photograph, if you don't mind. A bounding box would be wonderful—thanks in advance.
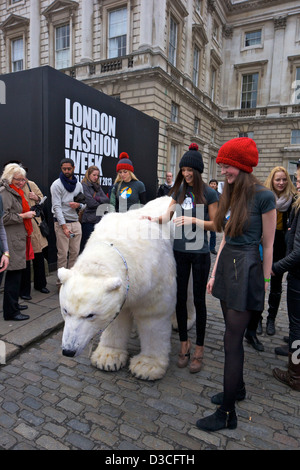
[86,313,95,319]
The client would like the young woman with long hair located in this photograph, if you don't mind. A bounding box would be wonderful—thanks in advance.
[148,143,218,373]
[110,152,146,212]
[272,168,300,391]
[80,165,109,251]
[260,166,297,337]
[196,137,276,432]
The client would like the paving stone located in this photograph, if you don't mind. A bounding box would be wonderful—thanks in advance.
[0,270,299,450]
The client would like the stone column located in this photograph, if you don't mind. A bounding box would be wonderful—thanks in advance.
[184,0,193,76]
[30,0,40,68]
[81,0,93,62]
[139,0,154,50]
[269,16,287,105]
[152,0,166,52]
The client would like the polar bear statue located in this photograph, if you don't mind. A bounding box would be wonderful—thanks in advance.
[59,197,195,380]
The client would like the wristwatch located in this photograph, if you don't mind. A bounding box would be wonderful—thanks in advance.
[3,252,10,258]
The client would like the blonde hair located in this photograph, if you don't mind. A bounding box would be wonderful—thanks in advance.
[114,170,138,184]
[81,165,100,185]
[1,163,26,184]
[293,168,300,213]
[264,166,297,198]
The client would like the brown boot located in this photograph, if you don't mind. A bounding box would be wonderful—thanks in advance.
[273,353,300,392]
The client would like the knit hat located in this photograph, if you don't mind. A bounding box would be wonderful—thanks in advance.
[216,137,258,173]
[179,143,204,174]
[116,152,134,173]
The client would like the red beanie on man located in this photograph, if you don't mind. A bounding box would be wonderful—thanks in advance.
[216,137,258,173]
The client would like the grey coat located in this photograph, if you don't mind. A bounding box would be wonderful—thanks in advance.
[81,181,109,224]
[0,180,27,271]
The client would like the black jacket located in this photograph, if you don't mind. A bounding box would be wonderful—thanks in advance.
[157,183,173,197]
[272,207,300,279]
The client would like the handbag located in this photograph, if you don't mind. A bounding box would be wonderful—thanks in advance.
[74,191,86,222]
[33,212,49,238]
[27,182,49,238]
[38,216,49,238]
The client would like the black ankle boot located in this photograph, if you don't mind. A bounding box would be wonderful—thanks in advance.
[196,407,237,432]
[211,386,246,405]
[266,317,276,335]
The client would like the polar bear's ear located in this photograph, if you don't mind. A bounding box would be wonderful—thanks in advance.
[105,277,122,292]
[58,267,72,284]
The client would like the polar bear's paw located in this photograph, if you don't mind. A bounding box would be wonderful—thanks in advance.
[91,346,128,372]
[129,354,168,381]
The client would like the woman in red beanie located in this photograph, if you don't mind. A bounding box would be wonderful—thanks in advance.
[110,152,146,212]
[196,137,276,432]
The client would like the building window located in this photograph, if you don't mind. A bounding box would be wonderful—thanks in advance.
[170,143,178,176]
[55,25,70,69]
[239,131,254,139]
[108,7,127,58]
[213,21,219,43]
[241,73,258,108]
[245,30,261,47]
[194,118,200,135]
[193,47,200,86]
[211,128,216,143]
[195,0,202,14]
[169,16,178,66]
[11,37,23,72]
[291,129,300,145]
[294,67,300,104]
[171,102,179,123]
[211,67,216,101]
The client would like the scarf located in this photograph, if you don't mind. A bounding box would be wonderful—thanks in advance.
[60,172,77,192]
[275,194,292,212]
[9,184,33,236]
[91,182,101,193]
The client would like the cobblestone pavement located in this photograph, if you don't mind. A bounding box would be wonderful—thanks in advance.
[0,270,299,451]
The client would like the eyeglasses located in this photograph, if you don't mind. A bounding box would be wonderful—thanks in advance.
[13,177,26,182]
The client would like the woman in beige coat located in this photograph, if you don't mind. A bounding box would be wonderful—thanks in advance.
[0,163,36,321]
[20,178,49,299]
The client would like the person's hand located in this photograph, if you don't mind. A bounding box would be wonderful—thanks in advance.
[0,254,9,273]
[207,277,215,294]
[69,202,80,210]
[62,226,72,238]
[20,211,36,219]
[140,216,159,222]
[173,216,193,226]
[28,192,39,201]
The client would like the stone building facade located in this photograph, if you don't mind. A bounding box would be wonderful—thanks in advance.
[1,0,300,185]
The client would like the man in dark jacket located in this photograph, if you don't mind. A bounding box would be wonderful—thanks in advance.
[157,172,174,197]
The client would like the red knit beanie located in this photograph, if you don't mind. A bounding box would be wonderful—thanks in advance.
[116,152,134,173]
[216,137,258,173]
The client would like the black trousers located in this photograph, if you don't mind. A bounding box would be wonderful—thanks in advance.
[20,251,47,296]
[3,270,22,320]
[174,250,211,346]
[287,274,300,352]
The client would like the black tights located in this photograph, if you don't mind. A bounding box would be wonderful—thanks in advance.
[221,301,252,411]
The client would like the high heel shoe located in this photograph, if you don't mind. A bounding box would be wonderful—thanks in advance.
[177,340,191,368]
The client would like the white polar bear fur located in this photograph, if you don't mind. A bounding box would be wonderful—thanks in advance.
[59,196,195,381]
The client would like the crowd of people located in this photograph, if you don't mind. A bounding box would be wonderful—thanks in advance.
[0,137,299,434]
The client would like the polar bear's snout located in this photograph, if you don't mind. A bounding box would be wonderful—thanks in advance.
[62,348,76,357]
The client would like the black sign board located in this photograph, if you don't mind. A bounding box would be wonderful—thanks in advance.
[0,66,159,267]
